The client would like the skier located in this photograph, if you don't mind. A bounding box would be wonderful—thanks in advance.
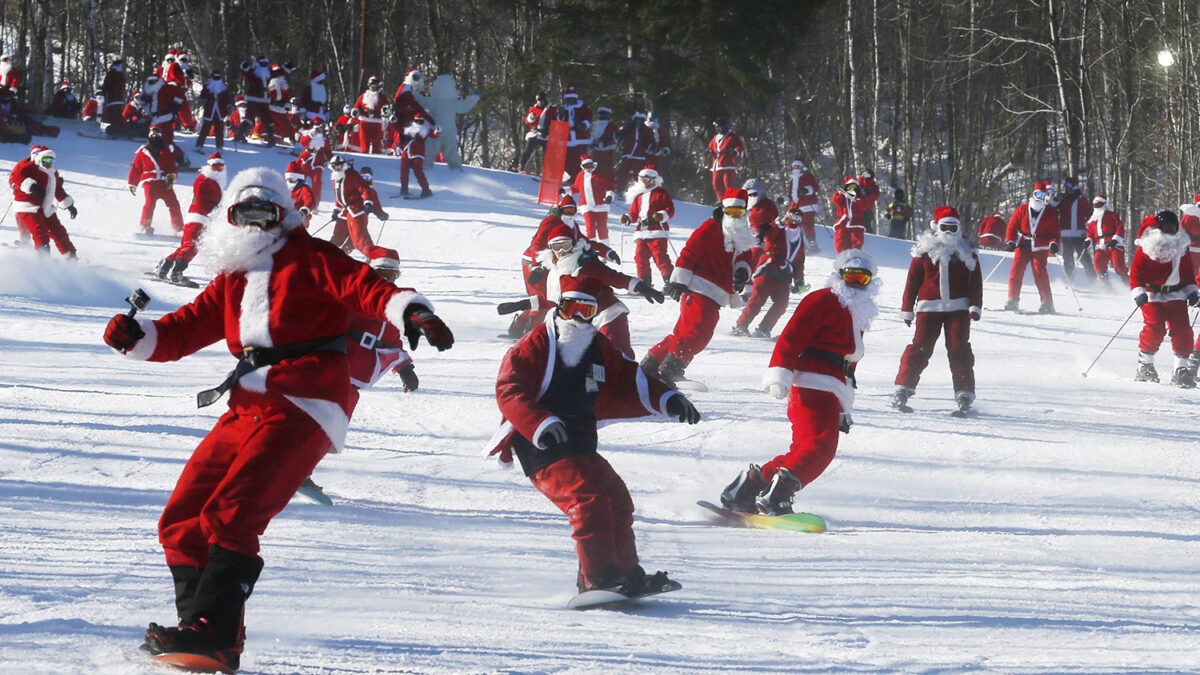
[621,167,675,286]
[1177,194,1200,272]
[831,176,870,252]
[11,146,78,257]
[298,70,327,122]
[587,106,618,175]
[103,166,453,671]
[706,117,744,202]
[731,180,790,339]
[558,85,591,180]
[238,56,273,144]
[1056,176,1092,280]
[975,210,1007,249]
[354,75,387,154]
[333,105,359,151]
[1084,195,1127,284]
[890,206,982,414]
[398,112,436,198]
[128,128,183,236]
[285,159,316,226]
[616,109,650,189]
[883,189,913,239]
[1003,181,1061,313]
[572,155,615,243]
[720,249,879,516]
[154,152,226,284]
[328,154,397,262]
[786,158,822,254]
[194,71,232,151]
[486,287,699,594]
[856,169,880,233]
[510,91,549,173]
[1129,210,1198,387]
[642,188,756,386]
[100,59,128,137]
[266,63,295,145]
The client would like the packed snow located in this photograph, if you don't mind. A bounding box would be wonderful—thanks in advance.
[0,122,1197,674]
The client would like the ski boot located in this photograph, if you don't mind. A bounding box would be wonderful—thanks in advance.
[153,258,173,279]
[890,387,914,412]
[419,188,434,198]
[791,277,809,294]
[399,363,419,392]
[1171,366,1196,389]
[399,186,411,198]
[720,464,766,513]
[730,323,750,337]
[1135,359,1159,383]
[1037,300,1056,314]
[168,259,188,285]
[657,354,687,386]
[1003,297,1019,312]
[952,391,975,418]
[1188,353,1200,380]
[751,326,772,339]
[755,467,801,516]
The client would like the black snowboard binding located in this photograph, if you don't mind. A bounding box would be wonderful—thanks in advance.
[720,464,765,513]
[756,467,801,516]
[891,387,914,412]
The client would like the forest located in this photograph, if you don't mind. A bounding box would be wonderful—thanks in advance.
[0,0,1195,230]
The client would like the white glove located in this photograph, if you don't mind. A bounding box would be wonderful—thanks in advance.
[767,383,787,399]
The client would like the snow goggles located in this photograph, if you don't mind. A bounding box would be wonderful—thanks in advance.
[228,200,283,228]
[938,222,959,233]
[840,267,873,288]
[560,206,577,216]
[548,238,574,253]
[1032,189,1048,201]
[723,206,747,218]
[558,295,598,321]
[38,156,54,167]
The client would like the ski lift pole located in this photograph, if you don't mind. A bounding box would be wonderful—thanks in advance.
[1081,305,1139,378]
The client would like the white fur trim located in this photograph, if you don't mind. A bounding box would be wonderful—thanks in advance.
[239,268,275,348]
[285,395,350,452]
[634,365,654,414]
[123,319,159,360]
[633,229,669,240]
[969,305,981,316]
[383,290,434,330]
[532,415,565,449]
[900,311,915,322]
[184,212,212,227]
[671,267,732,307]
[594,300,628,328]
[794,372,854,414]
[915,298,970,313]
[762,366,796,392]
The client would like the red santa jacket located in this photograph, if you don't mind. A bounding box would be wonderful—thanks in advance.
[81,97,99,121]
[334,168,372,217]
[857,175,880,212]
[346,313,411,391]
[1056,194,1090,236]
[122,228,432,451]
[762,286,871,414]
[1130,229,1197,303]
[900,234,983,320]
[299,74,327,119]
[1,60,22,91]
[148,81,187,126]
[533,249,640,328]
[558,101,592,148]
[1179,205,1200,254]
[976,213,1006,248]
[573,169,614,214]
[400,120,436,159]
[185,167,224,225]
[101,65,126,111]
[831,189,870,230]
[707,132,744,171]
[197,78,232,123]
[392,84,432,128]
[626,185,674,239]
[267,68,290,112]
[1085,208,1125,250]
[522,103,545,136]
[670,218,756,308]
[12,162,74,217]
[241,61,270,104]
[753,220,790,279]
[1005,202,1061,252]
[291,183,316,217]
[354,87,386,124]
[788,170,820,210]
[127,145,178,188]
[484,315,679,469]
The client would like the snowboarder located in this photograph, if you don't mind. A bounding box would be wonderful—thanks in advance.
[486,288,699,594]
[831,176,870,252]
[642,188,755,386]
[391,68,434,134]
[128,128,183,235]
[328,154,397,262]
[588,106,619,175]
[890,206,982,414]
[103,167,453,671]
[621,167,675,286]
[572,154,615,243]
[398,112,436,198]
[732,179,790,339]
[154,152,226,284]
[1129,210,1198,387]
[44,81,81,118]
[1003,181,1061,313]
[721,249,880,516]
[10,146,78,257]
[1084,195,1127,284]
[707,117,744,202]
[786,158,821,254]
[883,189,913,239]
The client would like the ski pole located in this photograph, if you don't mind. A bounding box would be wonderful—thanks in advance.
[982,253,1008,283]
[1059,257,1084,312]
[0,198,13,228]
[310,215,338,237]
[1081,305,1139,378]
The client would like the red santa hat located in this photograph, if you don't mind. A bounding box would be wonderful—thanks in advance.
[931,205,961,231]
[721,188,749,209]
[557,193,577,211]
[792,158,807,170]
[311,115,325,125]
[1093,194,1108,205]
[206,152,224,167]
[637,166,660,181]
[370,254,401,271]
[843,176,859,187]
[28,144,47,160]
[579,154,596,168]
[235,96,246,105]
[564,84,578,98]
[1192,194,1200,205]
[284,160,308,184]
[405,68,421,85]
[546,223,577,248]
[632,108,647,120]
[164,49,177,62]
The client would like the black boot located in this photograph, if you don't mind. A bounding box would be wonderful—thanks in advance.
[639,354,662,377]
[398,362,419,392]
[756,467,801,516]
[720,464,765,513]
[658,354,686,385]
[170,565,203,624]
[154,257,173,279]
[1171,366,1196,389]
[168,258,189,283]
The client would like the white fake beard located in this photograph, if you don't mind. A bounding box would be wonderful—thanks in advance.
[913,230,978,270]
[1029,197,1046,211]
[555,316,597,367]
[722,214,754,253]
[201,220,285,274]
[1089,207,1106,223]
[826,272,881,331]
[1138,227,1190,263]
[624,179,656,204]
[199,166,227,190]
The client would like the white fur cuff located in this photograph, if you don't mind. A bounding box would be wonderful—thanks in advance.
[901,311,915,322]
[761,366,795,393]
[124,319,159,361]
[384,290,433,329]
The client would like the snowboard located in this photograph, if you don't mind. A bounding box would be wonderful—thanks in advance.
[697,500,827,533]
[144,272,200,289]
[134,231,181,241]
[146,651,234,674]
[567,579,682,610]
[292,481,333,506]
[671,378,708,393]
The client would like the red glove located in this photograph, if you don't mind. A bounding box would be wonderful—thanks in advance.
[404,309,454,351]
[104,314,145,353]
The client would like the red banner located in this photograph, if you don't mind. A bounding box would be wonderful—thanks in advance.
[538,120,569,205]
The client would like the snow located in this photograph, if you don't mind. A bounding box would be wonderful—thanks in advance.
[1,121,1198,673]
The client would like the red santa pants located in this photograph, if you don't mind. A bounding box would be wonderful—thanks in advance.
[711,170,737,202]
[797,210,817,244]
[195,117,225,150]
[159,391,329,567]
[530,453,638,589]
[761,387,841,487]
[647,292,720,367]
[310,167,324,206]
[599,313,633,359]
[401,155,430,192]
[140,181,185,232]
[1008,248,1053,302]
[270,110,295,142]
[583,211,609,241]
[168,219,206,263]
[1139,300,1193,356]
[1092,248,1128,277]
[895,311,975,394]
[358,120,383,154]
[329,212,397,261]
[634,238,673,283]
[736,275,790,332]
[16,212,75,255]
[834,225,865,252]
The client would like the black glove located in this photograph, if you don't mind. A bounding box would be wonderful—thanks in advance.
[537,420,568,449]
[67,204,78,219]
[1003,241,1016,252]
[603,194,613,204]
[663,281,687,301]
[733,267,750,293]
[377,210,389,221]
[103,314,145,352]
[497,299,533,315]
[398,362,419,392]
[606,249,620,265]
[1134,292,1149,307]
[403,308,454,351]
[1049,242,1060,256]
[30,184,46,198]
[619,214,631,226]
[638,217,657,228]
[1189,292,1200,308]
[665,394,701,424]
[526,266,548,286]
[1080,238,1092,250]
[839,412,853,434]
[634,280,665,303]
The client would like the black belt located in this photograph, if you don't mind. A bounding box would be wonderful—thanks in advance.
[346,328,401,351]
[801,348,856,388]
[1147,283,1185,294]
[197,335,347,408]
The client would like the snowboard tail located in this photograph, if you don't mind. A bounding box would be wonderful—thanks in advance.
[697,500,826,533]
[567,578,682,610]
[148,651,235,674]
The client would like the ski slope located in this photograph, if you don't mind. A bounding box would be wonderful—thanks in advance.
[1,121,1197,674]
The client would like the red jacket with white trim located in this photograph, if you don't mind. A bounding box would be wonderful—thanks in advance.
[333,168,372,217]
[13,162,74,217]
[762,287,866,414]
[1085,209,1125,250]
[1005,203,1061,252]
[707,132,743,171]
[185,167,224,224]
[788,170,820,210]
[1130,230,1197,303]
[627,186,674,239]
[670,218,756,308]
[573,169,614,213]
[900,235,983,319]
[127,145,178,188]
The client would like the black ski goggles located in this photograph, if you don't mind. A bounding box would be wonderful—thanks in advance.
[228,200,283,228]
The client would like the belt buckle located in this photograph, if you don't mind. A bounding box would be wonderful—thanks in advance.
[359,332,377,349]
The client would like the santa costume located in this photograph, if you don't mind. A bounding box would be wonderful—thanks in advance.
[572,155,615,242]
[891,206,983,412]
[1177,195,1200,273]
[733,179,791,338]
[328,155,397,262]
[831,176,870,252]
[786,158,821,254]
[623,167,675,285]
[1056,176,1092,280]
[11,146,77,256]
[399,113,436,197]
[156,152,226,282]
[1004,181,1062,313]
[1129,211,1198,387]
[354,75,386,154]
[1085,195,1127,281]
[195,72,232,151]
[707,117,744,201]
[127,129,183,235]
[975,211,1007,249]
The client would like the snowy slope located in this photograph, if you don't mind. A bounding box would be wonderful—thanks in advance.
[0,121,1197,674]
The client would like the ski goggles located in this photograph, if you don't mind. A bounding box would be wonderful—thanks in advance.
[723,205,747,218]
[228,200,283,228]
[938,221,960,233]
[38,156,54,167]
[558,295,598,321]
[548,238,574,253]
[840,267,873,288]
[1032,189,1048,201]
[560,206,578,216]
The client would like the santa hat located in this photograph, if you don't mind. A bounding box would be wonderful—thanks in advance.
[28,144,46,160]
[557,193,577,210]
[370,254,401,271]
[164,49,177,62]
[564,84,578,98]
[1063,176,1078,186]
[721,188,748,209]
[1033,180,1050,192]
[1192,194,1200,205]
[206,152,224,167]
[33,147,55,164]
[177,53,189,63]
[597,106,611,115]
[311,115,324,125]
[284,160,308,184]
[1094,194,1108,205]
[843,176,859,187]
[931,205,961,230]
[405,68,421,85]
[632,109,647,120]
[579,154,596,167]
[637,166,660,181]
[235,96,246,105]
[792,158,807,170]
[547,223,577,248]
